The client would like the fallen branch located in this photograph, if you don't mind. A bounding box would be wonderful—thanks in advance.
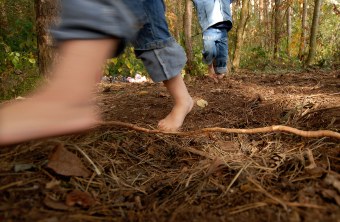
[99,121,340,140]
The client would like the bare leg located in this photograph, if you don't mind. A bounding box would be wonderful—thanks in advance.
[158,74,193,132]
[0,39,117,146]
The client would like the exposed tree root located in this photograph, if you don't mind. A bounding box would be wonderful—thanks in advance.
[99,121,340,139]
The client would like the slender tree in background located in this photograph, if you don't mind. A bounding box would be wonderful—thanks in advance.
[274,0,282,59]
[287,3,292,57]
[232,0,249,70]
[259,0,265,47]
[175,0,184,43]
[306,0,322,66]
[183,0,193,77]
[298,0,308,60]
[263,0,270,50]
[0,0,8,32]
[34,0,59,75]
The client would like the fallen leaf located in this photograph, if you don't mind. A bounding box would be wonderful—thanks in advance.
[207,158,225,175]
[44,196,70,211]
[45,180,61,189]
[324,174,340,193]
[37,217,59,222]
[47,145,91,177]
[289,210,301,222]
[197,99,208,108]
[15,96,25,100]
[321,189,337,200]
[14,163,36,172]
[137,91,149,95]
[321,189,340,206]
[134,196,143,210]
[217,141,239,152]
[147,146,156,156]
[65,190,95,208]
[158,92,169,97]
[305,167,324,177]
[335,196,340,206]
[102,86,111,93]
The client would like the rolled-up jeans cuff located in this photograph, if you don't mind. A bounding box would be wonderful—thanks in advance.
[214,67,227,74]
[135,41,186,82]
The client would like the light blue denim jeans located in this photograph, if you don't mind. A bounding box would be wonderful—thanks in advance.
[202,27,228,74]
[51,0,186,82]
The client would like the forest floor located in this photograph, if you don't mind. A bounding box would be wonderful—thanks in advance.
[0,69,340,222]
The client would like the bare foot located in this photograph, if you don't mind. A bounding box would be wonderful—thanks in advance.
[207,64,219,83]
[207,64,227,83]
[158,96,193,132]
[215,73,225,79]
[0,97,99,146]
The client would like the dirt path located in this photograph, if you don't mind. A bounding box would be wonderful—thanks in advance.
[1,70,339,222]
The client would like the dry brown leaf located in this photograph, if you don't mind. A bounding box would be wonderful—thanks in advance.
[335,196,340,206]
[65,190,95,208]
[321,189,340,206]
[138,91,149,95]
[217,141,239,152]
[321,189,337,199]
[147,146,156,156]
[158,92,169,98]
[47,145,91,177]
[207,158,225,175]
[324,174,340,193]
[44,196,70,211]
[45,180,61,189]
[240,183,253,192]
[37,217,59,222]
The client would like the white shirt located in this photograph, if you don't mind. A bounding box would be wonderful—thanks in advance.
[210,0,224,26]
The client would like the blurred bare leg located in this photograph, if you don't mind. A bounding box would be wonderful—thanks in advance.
[0,39,117,146]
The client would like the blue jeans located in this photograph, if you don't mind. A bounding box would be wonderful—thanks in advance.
[202,27,228,74]
[51,0,186,82]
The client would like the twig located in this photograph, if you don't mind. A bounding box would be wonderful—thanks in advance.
[228,202,268,215]
[305,148,317,169]
[73,145,102,176]
[225,162,252,194]
[285,202,326,209]
[247,177,288,211]
[99,121,340,139]
[298,106,340,120]
[0,181,24,191]
[0,179,39,191]
[181,147,212,159]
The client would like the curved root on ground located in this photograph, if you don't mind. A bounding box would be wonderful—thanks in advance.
[99,121,340,140]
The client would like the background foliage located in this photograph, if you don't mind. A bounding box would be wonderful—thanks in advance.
[0,0,339,101]
[0,0,41,101]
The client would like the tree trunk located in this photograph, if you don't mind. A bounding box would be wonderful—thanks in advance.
[287,4,292,57]
[270,1,275,53]
[232,0,249,70]
[298,0,308,60]
[34,0,60,76]
[274,0,282,59]
[259,0,264,47]
[175,0,183,43]
[183,0,193,78]
[306,0,322,66]
[263,0,269,50]
[0,0,8,32]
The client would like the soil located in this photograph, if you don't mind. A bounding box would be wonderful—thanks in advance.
[1,69,340,222]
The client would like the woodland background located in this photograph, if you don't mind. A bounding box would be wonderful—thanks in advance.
[0,0,339,99]
[0,1,340,221]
